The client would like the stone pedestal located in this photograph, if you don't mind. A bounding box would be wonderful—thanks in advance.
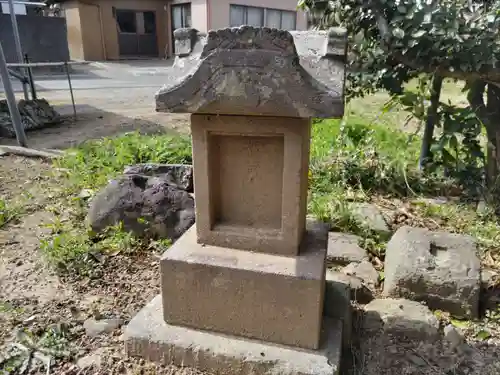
[161,225,325,349]
[125,26,348,374]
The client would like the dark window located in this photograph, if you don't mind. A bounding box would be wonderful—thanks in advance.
[143,11,156,34]
[116,10,136,33]
[229,5,264,27]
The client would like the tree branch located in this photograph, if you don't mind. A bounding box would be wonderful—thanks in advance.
[372,10,500,84]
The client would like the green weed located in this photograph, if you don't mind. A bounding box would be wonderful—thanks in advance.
[0,198,22,229]
[53,131,192,192]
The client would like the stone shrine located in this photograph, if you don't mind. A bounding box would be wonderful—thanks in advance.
[125,26,347,375]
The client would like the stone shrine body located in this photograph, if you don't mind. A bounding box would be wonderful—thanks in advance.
[125,26,347,375]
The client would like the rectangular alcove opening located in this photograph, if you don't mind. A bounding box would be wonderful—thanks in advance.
[208,133,284,232]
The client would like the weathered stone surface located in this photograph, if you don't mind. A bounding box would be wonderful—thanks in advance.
[327,232,367,265]
[363,298,440,341]
[160,225,326,350]
[350,203,391,235]
[383,226,481,318]
[481,268,497,287]
[125,295,343,375]
[83,318,123,337]
[88,174,195,240]
[156,26,347,118]
[123,163,193,192]
[324,269,352,347]
[326,269,374,304]
[173,27,200,57]
[342,260,379,287]
[0,98,61,138]
[443,324,464,349]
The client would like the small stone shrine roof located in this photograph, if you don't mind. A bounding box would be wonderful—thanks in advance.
[155,26,347,118]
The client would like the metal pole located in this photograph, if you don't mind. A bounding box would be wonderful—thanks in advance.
[64,62,77,121]
[24,54,36,100]
[7,0,29,100]
[0,42,28,147]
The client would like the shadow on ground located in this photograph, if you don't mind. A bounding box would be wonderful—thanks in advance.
[0,104,190,149]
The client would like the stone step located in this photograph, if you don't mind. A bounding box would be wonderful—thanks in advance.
[124,295,344,375]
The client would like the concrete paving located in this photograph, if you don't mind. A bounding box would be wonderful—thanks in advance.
[1,61,175,94]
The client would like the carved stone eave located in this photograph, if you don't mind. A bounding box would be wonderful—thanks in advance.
[155,26,347,118]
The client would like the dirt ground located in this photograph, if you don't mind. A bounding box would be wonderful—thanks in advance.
[2,155,500,375]
[0,155,206,375]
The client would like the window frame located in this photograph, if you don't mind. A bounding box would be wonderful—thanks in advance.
[229,4,297,30]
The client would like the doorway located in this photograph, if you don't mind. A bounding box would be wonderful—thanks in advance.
[115,9,158,57]
[171,3,191,53]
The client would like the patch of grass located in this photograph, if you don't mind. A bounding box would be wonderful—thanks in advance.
[39,132,190,272]
[308,112,500,261]
[0,198,23,229]
[53,131,192,192]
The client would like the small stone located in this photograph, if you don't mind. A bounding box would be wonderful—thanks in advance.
[350,202,391,235]
[342,260,379,287]
[443,324,464,349]
[363,298,440,341]
[327,232,367,265]
[83,318,123,337]
[76,354,102,369]
[481,268,497,287]
[326,269,374,304]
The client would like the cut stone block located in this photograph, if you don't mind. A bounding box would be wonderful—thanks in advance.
[124,295,343,375]
[342,260,379,287]
[327,232,367,265]
[160,225,326,350]
[324,269,352,348]
[383,226,481,318]
[326,269,374,305]
[363,298,439,341]
[191,114,310,256]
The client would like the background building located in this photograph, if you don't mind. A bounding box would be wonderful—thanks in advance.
[47,0,307,61]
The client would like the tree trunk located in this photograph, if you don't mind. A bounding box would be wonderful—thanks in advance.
[419,74,443,170]
[485,84,500,190]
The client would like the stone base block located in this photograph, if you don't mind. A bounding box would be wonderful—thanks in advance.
[124,295,343,375]
[160,225,326,350]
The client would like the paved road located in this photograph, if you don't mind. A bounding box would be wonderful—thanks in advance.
[1,61,174,94]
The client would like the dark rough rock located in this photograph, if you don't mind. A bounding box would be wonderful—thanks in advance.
[326,269,374,304]
[88,174,195,240]
[383,226,481,318]
[0,98,61,138]
[123,163,193,192]
[155,26,347,118]
[350,202,391,236]
[363,298,440,341]
[342,260,379,287]
[327,232,367,265]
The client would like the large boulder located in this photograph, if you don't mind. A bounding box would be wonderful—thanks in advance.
[88,174,195,240]
[0,99,61,138]
[383,226,481,318]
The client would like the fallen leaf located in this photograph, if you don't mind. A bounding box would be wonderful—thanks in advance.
[475,330,491,341]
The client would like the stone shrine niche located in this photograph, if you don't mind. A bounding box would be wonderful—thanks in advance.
[125,25,348,375]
